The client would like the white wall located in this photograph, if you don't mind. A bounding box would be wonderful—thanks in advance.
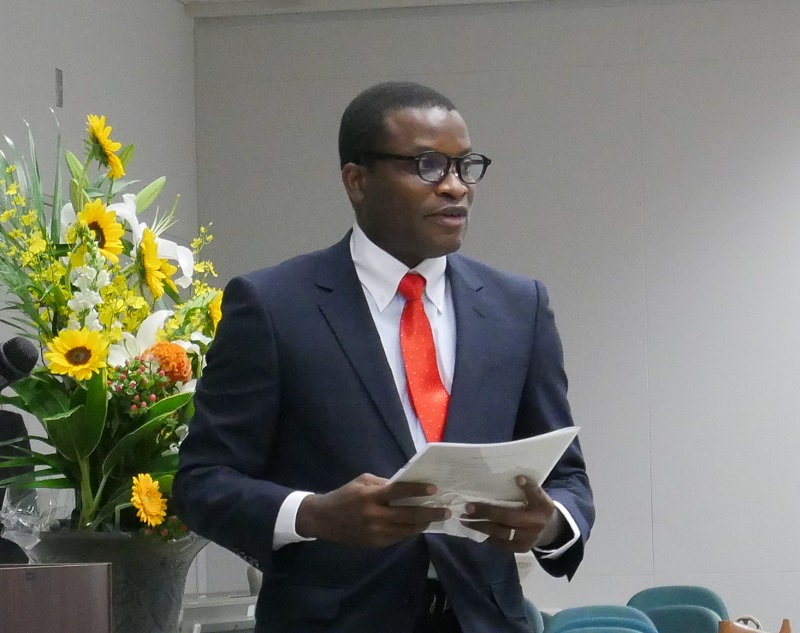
[0,0,197,244]
[192,0,800,627]
[0,0,200,590]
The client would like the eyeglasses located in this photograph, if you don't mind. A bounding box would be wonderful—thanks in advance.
[362,150,492,185]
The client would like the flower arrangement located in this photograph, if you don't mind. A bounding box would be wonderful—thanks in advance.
[0,114,220,537]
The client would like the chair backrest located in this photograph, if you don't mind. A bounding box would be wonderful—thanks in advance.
[627,585,729,620]
[553,618,658,633]
[524,598,545,633]
[643,604,721,633]
[549,627,647,633]
[547,605,655,633]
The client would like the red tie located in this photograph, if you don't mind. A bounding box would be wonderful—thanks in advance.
[398,273,449,443]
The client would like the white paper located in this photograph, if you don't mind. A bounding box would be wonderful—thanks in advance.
[388,427,579,541]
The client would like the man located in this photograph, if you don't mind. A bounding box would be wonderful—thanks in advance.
[173,81,594,633]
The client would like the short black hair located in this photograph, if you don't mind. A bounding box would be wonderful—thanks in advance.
[338,81,457,168]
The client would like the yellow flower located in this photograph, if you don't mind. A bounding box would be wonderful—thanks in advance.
[78,199,125,263]
[86,114,125,180]
[1,209,15,222]
[44,327,109,381]
[6,183,18,196]
[131,474,167,528]
[28,234,46,255]
[209,291,222,331]
[140,228,168,299]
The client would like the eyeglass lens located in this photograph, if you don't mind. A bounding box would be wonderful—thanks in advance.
[418,152,488,184]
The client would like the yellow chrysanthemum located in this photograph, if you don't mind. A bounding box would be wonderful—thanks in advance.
[44,327,109,381]
[78,199,125,263]
[209,291,222,331]
[131,473,167,528]
[140,228,169,299]
[86,114,125,180]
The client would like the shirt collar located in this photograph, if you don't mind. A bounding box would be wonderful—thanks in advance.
[350,223,447,313]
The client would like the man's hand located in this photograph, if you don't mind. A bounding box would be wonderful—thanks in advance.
[295,473,451,548]
[460,476,565,553]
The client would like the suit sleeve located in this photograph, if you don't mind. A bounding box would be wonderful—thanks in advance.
[172,275,290,575]
[514,280,594,580]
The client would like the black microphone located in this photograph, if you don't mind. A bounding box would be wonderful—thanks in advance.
[0,337,38,390]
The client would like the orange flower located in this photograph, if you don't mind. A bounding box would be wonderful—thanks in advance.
[142,341,192,383]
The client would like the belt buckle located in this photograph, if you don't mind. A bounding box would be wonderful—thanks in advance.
[426,586,449,616]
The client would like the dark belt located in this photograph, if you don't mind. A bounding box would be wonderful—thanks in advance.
[420,579,451,617]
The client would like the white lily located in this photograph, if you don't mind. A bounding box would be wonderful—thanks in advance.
[107,309,173,367]
[109,194,145,247]
[155,236,194,288]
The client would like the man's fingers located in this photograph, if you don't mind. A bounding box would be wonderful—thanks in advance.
[517,475,552,510]
[382,480,438,502]
[384,503,451,526]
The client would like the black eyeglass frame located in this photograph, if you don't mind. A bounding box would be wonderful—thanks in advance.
[361,150,492,184]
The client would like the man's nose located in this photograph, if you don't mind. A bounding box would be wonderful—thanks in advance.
[437,167,469,198]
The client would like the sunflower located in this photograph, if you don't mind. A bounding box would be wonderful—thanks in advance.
[131,474,167,528]
[86,114,125,180]
[77,199,125,263]
[44,327,109,381]
[139,228,178,299]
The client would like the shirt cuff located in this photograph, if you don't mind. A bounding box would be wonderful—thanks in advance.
[532,500,580,560]
[273,490,317,550]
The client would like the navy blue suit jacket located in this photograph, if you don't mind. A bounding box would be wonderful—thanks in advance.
[174,234,594,633]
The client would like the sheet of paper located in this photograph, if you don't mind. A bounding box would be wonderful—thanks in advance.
[388,427,579,541]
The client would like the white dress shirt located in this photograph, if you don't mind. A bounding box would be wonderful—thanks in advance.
[272,224,578,559]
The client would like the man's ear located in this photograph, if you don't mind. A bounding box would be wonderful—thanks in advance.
[341,163,366,206]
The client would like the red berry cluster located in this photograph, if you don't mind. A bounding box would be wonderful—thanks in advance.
[142,515,189,541]
[107,357,175,416]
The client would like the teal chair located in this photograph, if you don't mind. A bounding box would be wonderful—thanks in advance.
[552,618,657,633]
[643,604,721,633]
[626,585,729,620]
[559,629,648,633]
[524,599,545,633]
[546,606,657,633]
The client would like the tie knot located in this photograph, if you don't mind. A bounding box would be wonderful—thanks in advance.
[398,273,426,301]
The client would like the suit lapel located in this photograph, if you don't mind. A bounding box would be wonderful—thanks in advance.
[314,235,417,461]
[444,255,494,442]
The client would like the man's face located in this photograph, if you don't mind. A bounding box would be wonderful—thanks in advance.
[346,107,476,268]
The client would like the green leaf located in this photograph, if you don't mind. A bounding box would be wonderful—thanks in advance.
[3,477,73,490]
[135,176,165,213]
[143,391,193,422]
[25,121,45,224]
[3,134,30,195]
[83,369,108,423]
[101,413,169,476]
[119,144,134,168]
[64,150,84,181]
[10,373,71,420]
[92,482,133,526]
[41,403,105,462]
[69,178,88,212]
[145,452,178,474]
[155,473,174,496]
[51,112,64,242]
